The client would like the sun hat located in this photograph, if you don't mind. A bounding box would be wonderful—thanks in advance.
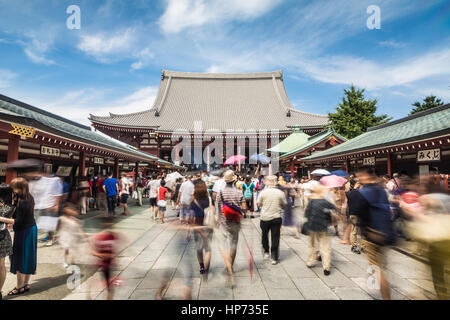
[223,170,237,183]
[264,175,278,187]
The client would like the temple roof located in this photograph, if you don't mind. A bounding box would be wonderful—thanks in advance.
[302,104,450,161]
[90,70,328,132]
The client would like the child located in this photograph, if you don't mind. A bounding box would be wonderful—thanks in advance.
[91,217,121,300]
[156,180,169,224]
[56,203,88,268]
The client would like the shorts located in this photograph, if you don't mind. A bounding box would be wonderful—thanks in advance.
[120,194,129,204]
[194,228,213,252]
[149,197,157,207]
[363,239,386,269]
[220,222,241,251]
[158,206,166,212]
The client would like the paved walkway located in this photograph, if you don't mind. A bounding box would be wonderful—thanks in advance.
[3,201,437,300]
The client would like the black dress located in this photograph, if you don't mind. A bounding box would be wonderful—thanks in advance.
[0,203,14,258]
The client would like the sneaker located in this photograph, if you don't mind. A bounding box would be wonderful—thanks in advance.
[63,262,69,269]
[263,253,270,260]
[316,254,322,262]
[271,259,278,265]
[324,269,331,276]
[200,267,205,275]
[40,235,50,242]
[45,240,54,247]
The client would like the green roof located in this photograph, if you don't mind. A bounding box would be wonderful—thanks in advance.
[0,94,183,169]
[302,104,450,161]
[279,127,347,159]
[267,126,310,153]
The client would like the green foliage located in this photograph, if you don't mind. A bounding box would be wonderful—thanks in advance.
[410,95,444,115]
[327,85,391,139]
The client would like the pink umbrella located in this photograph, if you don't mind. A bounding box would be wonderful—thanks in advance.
[224,155,247,165]
[320,174,347,188]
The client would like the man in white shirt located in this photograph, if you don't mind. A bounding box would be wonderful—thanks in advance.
[177,175,194,223]
[120,172,132,216]
[147,174,160,220]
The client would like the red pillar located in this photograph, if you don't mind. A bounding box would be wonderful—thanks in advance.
[290,160,294,175]
[135,161,139,186]
[345,159,350,173]
[78,150,86,178]
[114,158,119,179]
[387,152,393,177]
[6,136,19,184]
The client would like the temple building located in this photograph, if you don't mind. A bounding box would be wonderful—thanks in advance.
[89,70,329,171]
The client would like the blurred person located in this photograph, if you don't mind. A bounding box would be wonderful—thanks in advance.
[103,172,119,217]
[288,178,297,207]
[91,174,99,210]
[156,180,169,224]
[78,176,90,215]
[56,203,88,268]
[4,178,37,296]
[189,179,214,275]
[26,167,62,246]
[96,174,107,213]
[91,216,121,300]
[386,173,402,194]
[256,176,286,264]
[119,172,131,216]
[135,172,146,207]
[177,175,194,224]
[304,184,336,275]
[216,170,247,287]
[212,172,226,207]
[0,184,14,300]
[346,179,363,254]
[353,167,396,300]
[172,178,183,217]
[147,174,160,220]
[241,175,256,218]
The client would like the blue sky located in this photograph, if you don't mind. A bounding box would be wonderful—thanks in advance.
[0,0,449,125]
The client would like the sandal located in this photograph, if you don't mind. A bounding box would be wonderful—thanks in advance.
[23,284,30,292]
[8,287,25,296]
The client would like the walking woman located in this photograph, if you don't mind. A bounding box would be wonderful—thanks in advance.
[6,178,37,296]
[0,184,14,300]
[189,179,214,275]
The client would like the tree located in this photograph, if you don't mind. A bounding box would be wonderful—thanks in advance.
[410,95,444,115]
[328,85,391,139]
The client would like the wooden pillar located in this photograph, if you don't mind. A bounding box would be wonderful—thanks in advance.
[6,136,19,184]
[135,161,139,183]
[78,150,86,179]
[345,158,350,173]
[387,152,393,177]
[114,158,119,179]
[290,160,294,175]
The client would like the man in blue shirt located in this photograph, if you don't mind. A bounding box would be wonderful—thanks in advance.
[103,172,119,216]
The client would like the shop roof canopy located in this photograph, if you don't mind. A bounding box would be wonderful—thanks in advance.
[279,127,347,159]
[267,126,310,153]
[302,104,450,162]
[0,94,183,169]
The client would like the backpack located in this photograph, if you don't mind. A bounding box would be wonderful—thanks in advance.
[358,186,397,246]
[243,183,253,199]
[220,191,242,222]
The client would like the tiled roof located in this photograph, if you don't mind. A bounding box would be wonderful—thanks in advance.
[302,104,450,161]
[0,94,182,168]
[90,70,329,132]
[279,128,347,159]
[267,127,310,153]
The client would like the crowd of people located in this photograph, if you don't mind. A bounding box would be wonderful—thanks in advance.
[0,161,449,300]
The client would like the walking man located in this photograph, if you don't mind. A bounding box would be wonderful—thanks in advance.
[256,175,286,265]
[177,175,194,223]
[103,172,119,217]
[135,172,145,206]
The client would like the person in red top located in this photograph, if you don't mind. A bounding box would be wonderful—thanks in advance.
[156,180,169,224]
[91,217,121,300]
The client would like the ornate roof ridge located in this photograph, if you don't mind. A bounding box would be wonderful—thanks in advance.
[161,69,283,79]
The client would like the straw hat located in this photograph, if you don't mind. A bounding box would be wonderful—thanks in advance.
[265,175,278,187]
[223,170,237,183]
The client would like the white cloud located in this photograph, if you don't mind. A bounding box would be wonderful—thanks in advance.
[379,40,406,48]
[77,28,137,63]
[38,85,159,125]
[0,69,17,88]
[20,31,56,65]
[295,48,450,90]
[158,0,283,33]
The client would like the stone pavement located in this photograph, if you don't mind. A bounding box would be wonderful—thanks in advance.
[3,200,438,300]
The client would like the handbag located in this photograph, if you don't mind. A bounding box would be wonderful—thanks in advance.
[200,197,217,228]
[132,191,138,199]
[300,220,309,235]
[220,191,242,222]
